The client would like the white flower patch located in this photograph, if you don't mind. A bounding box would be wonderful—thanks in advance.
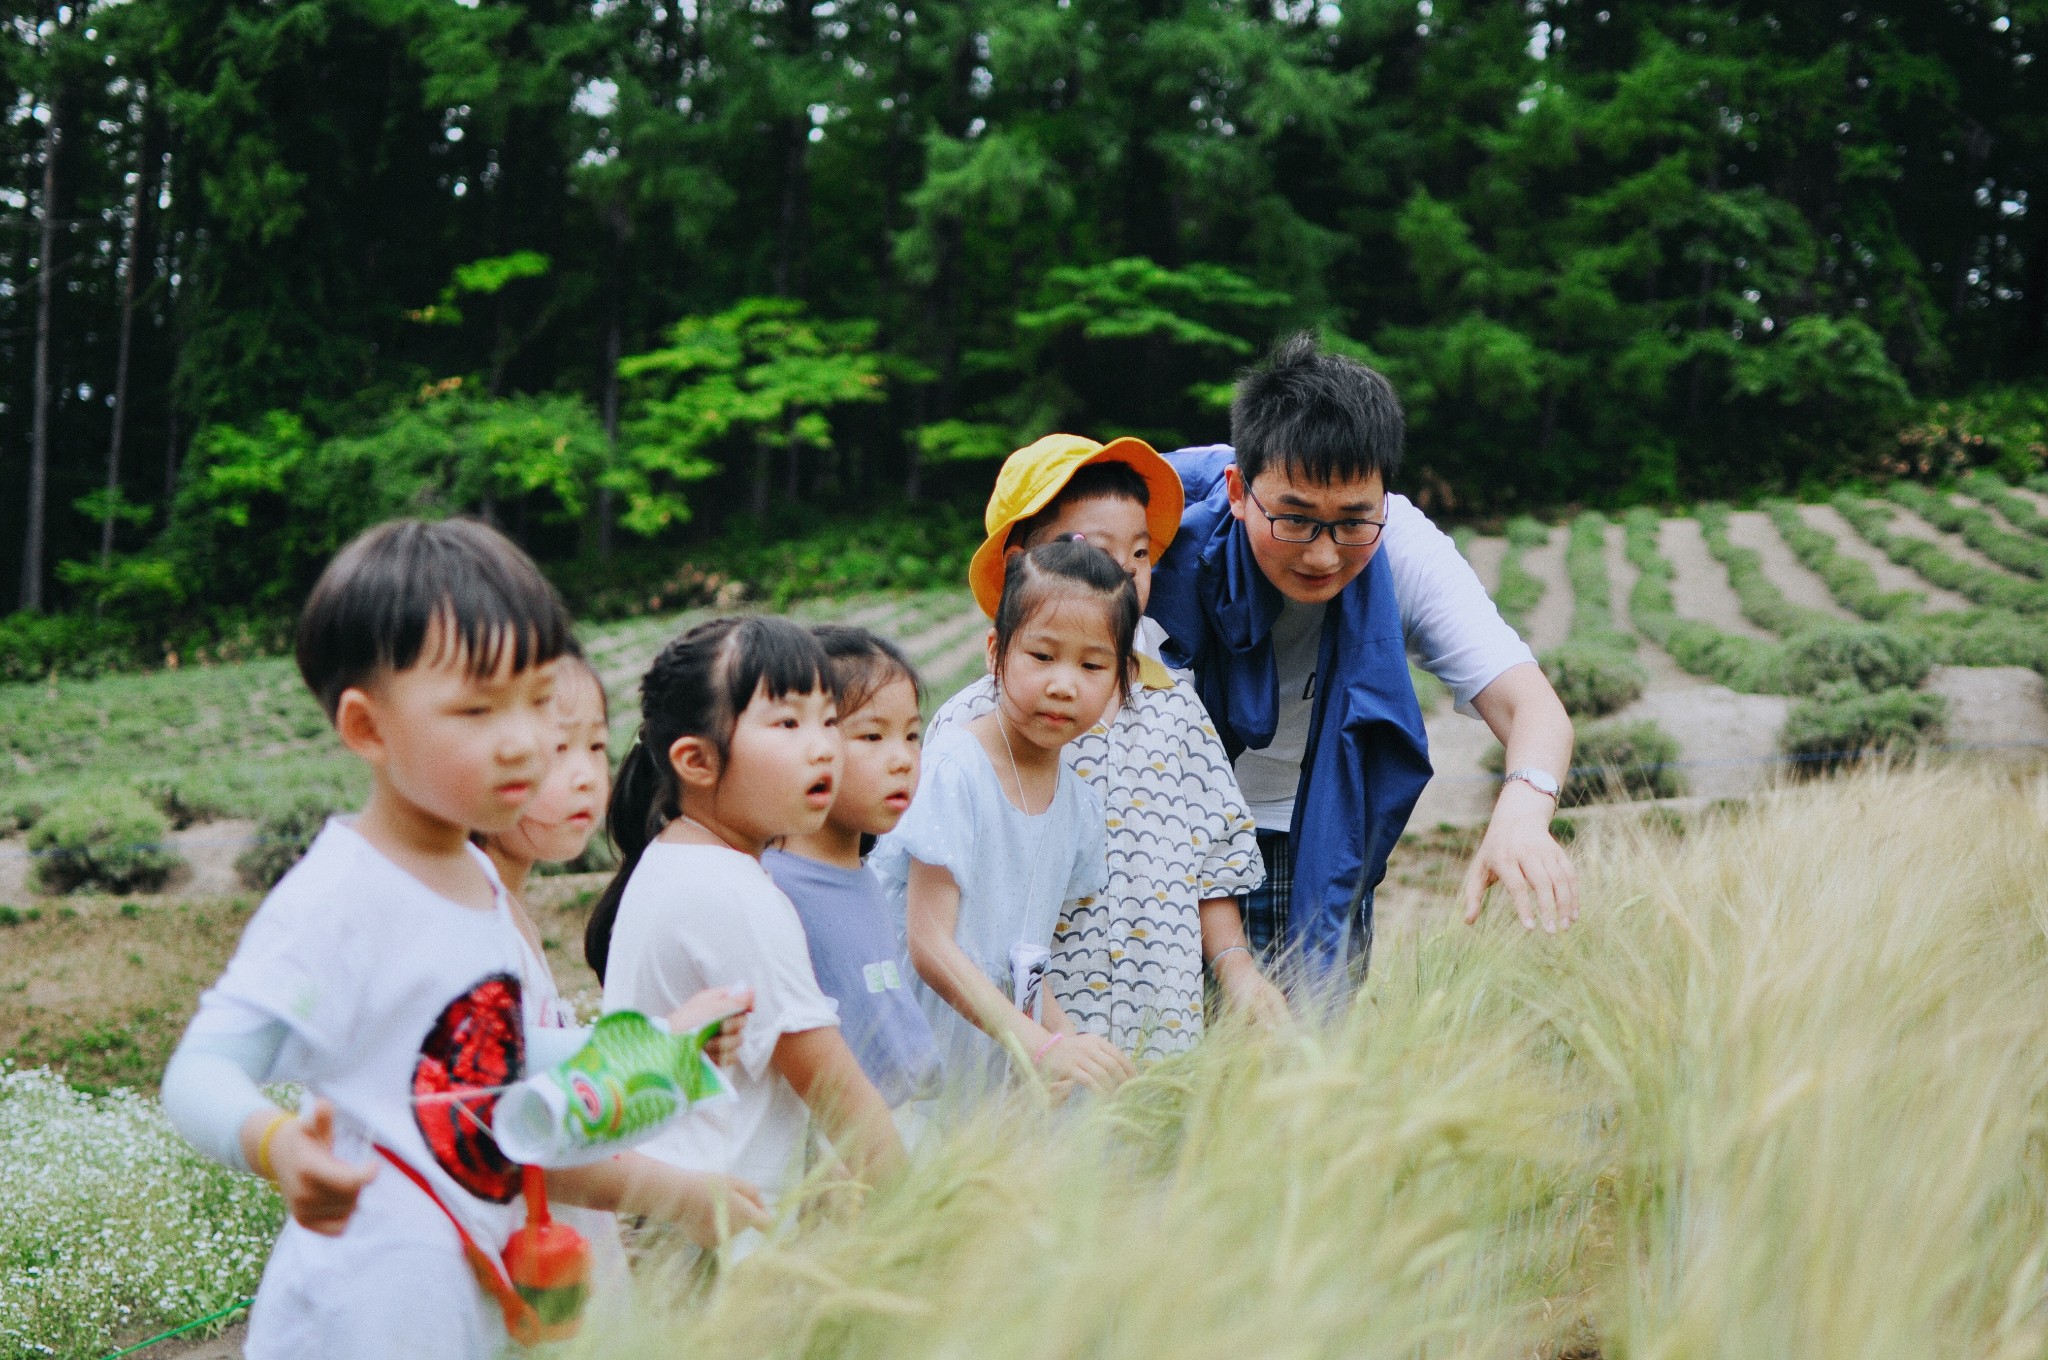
[0,1066,283,1360]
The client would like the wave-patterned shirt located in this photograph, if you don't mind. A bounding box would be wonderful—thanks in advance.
[931,672,1265,1058]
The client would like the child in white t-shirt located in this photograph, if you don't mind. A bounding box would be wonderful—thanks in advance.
[477,652,770,1293]
[586,616,905,1204]
[159,519,756,1360]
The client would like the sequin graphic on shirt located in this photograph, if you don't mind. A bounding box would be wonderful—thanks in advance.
[412,972,525,1203]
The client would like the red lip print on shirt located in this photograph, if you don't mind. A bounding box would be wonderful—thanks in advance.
[412,972,525,1203]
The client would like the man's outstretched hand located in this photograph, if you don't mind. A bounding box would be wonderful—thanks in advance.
[1459,779,1580,932]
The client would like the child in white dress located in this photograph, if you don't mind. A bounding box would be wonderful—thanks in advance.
[873,538,1140,1097]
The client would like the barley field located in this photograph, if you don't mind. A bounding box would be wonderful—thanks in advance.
[580,762,2048,1360]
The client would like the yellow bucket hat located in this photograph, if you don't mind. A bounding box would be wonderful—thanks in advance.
[967,433,1184,619]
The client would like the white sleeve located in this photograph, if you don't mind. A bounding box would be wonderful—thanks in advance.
[161,995,290,1174]
[1381,493,1537,715]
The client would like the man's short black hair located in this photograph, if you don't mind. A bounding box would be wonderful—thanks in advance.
[296,517,575,719]
[1007,460,1152,550]
[1231,332,1405,487]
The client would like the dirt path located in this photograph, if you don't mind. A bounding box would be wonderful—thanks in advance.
[1658,517,1775,639]
[1409,706,1504,829]
[1925,665,2048,755]
[1521,526,1574,653]
[1726,511,1854,621]
[1602,524,1791,800]
[1793,504,1972,612]
[1464,536,1506,594]
[1881,501,2026,579]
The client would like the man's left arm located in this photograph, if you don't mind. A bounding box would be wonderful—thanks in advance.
[1463,663,1578,932]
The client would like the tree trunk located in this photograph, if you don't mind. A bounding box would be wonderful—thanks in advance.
[595,215,626,562]
[103,90,158,568]
[22,101,63,613]
[771,1,816,299]
[751,437,772,520]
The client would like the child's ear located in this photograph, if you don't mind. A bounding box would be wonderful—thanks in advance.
[983,627,1000,682]
[332,688,386,764]
[668,734,721,791]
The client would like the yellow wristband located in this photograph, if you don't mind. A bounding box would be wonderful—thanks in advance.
[254,1110,294,1182]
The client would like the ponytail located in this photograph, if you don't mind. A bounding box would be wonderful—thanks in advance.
[584,736,670,981]
[581,615,832,982]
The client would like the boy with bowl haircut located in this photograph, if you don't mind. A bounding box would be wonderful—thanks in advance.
[159,518,759,1360]
[1150,332,1578,981]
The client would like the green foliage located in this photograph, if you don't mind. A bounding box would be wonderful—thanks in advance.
[1784,625,1935,695]
[166,384,608,613]
[0,613,137,684]
[616,298,885,533]
[1490,516,1551,638]
[1016,259,1288,356]
[236,795,340,891]
[1622,509,1790,694]
[1764,500,1923,622]
[1780,685,1948,773]
[1563,720,1686,807]
[1831,495,2048,616]
[1541,642,1649,719]
[28,789,183,896]
[559,505,986,618]
[1891,388,2048,483]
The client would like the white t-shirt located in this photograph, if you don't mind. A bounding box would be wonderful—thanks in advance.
[1232,599,1328,831]
[199,820,541,1360]
[600,842,840,1197]
[1230,493,1534,832]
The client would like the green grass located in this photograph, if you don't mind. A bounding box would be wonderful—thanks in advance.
[1962,470,2048,539]
[0,590,988,839]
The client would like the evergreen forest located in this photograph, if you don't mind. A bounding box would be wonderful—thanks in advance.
[5,0,2048,674]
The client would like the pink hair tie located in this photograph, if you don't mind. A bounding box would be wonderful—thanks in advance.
[1033,1032,1066,1064]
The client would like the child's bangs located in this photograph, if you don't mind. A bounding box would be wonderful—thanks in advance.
[719,617,834,716]
[298,518,573,715]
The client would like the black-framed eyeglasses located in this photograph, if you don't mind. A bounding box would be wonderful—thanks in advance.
[1245,484,1387,547]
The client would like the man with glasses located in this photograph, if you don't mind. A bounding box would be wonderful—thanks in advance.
[1148,333,1578,985]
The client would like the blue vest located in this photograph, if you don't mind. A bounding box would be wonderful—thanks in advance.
[1148,446,1433,975]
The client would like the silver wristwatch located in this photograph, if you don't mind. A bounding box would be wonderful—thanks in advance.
[1503,767,1561,800]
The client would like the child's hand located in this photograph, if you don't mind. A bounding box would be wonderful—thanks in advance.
[1037,1030,1135,1094]
[689,1172,771,1243]
[1215,953,1292,1029]
[667,984,754,1068]
[613,1160,771,1246]
[256,1100,378,1237]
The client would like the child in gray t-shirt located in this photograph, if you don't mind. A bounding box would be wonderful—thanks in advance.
[766,627,941,1106]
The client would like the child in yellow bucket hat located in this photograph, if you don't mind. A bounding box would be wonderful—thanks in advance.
[930,434,1290,1061]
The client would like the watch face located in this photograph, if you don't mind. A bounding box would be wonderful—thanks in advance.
[1511,769,1559,796]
